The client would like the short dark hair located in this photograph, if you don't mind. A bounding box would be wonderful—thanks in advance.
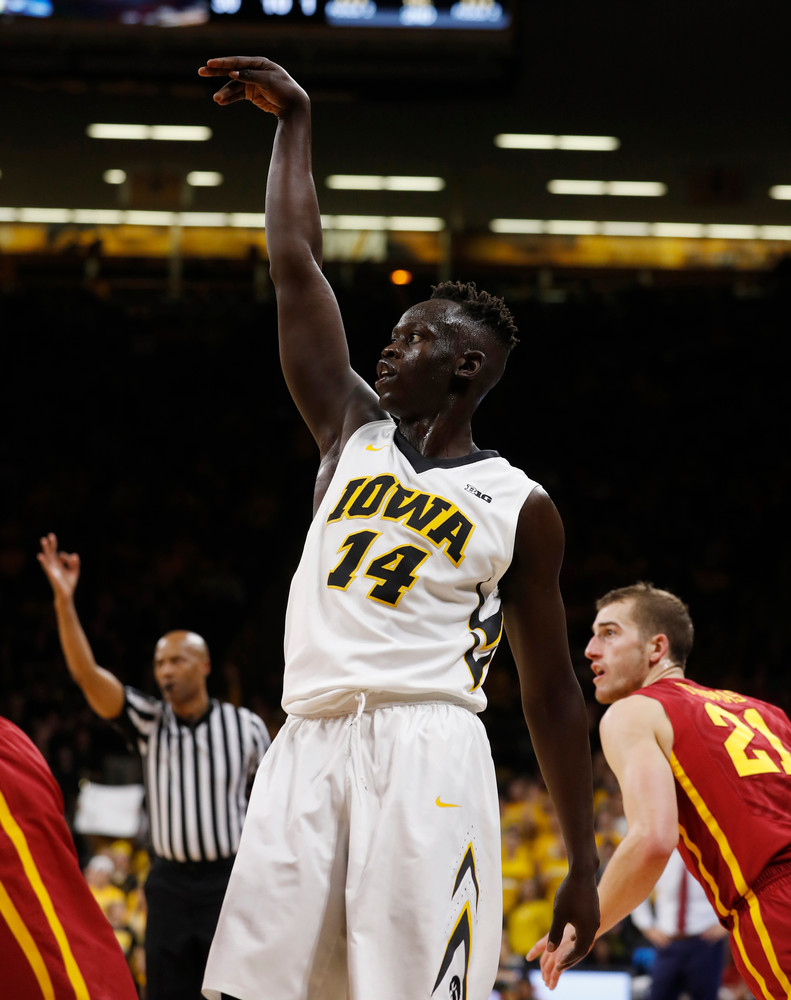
[430,280,519,351]
[596,582,695,666]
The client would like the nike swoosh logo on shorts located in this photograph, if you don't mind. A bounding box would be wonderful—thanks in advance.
[365,444,390,451]
[435,796,460,808]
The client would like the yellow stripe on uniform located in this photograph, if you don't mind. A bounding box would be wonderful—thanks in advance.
[0,878,55,1000]
[672,757,791,1000]
[677,823,730,919]
[0,789,91,1000]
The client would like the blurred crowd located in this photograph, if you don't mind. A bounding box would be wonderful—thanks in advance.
[3,262,790,998]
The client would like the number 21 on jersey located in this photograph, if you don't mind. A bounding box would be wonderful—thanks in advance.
[705,702,791,778]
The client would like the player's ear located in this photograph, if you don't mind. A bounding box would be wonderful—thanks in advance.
[456,350,484,380]
[647,633,670,667]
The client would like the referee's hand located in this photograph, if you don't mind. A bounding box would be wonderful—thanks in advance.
[38,532,81,603]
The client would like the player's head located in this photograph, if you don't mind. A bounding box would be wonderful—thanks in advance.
[153,630,210,708]
[585,583,694,704]
[375,281,518,419]
[429,280,519,352]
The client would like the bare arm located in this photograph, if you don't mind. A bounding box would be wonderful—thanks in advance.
[37,534,125,719]
[500,488,600,968]
[530,695,679,987]
[198,57,383,459]
[595,697,679,932]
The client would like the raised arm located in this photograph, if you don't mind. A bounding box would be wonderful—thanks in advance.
[37,533,125,719]
[198,57,382,458]
[500,488,600,968]
[529,695,679,988]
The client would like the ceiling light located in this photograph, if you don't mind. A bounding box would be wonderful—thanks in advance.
[325,175,445,191]
[103,169,127,185]
[545,220,598,235]
[87,124,212,142]
[557,135,620,151]
[601,222,652,236]
[548,180,667,196]
[18,208,72,223]
[87,124,150,140]
[548,180,607,195]
[769,185,791,200]
[488,219,791,241]
[495,134,620,151]
[186,171,224,187]
[124,211,177,225]
[150,126,212,141]
[705,225,757,240]
[385,177,445,192]
[652,223,705,238]
[320,215,444,231]
[179,212,227,227]
[489,219,544,233]
[73,210,124,224]
[228,213,266,228]
[608,181,666,197]
[760,225,791,239]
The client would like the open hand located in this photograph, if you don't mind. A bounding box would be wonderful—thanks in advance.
[38,533,80,601]
[527,926,576,991]
[198,56,308,116]
[526,870,599,990]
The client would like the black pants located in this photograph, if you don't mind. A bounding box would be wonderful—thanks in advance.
[144,855,235,1000]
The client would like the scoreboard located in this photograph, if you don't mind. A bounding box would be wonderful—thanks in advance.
[211,1,511,29]
[1,0,511,29]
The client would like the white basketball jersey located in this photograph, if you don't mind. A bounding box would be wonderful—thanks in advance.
[282,419,538,716]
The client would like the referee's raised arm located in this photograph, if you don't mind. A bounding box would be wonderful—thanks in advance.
[38,532,125,718]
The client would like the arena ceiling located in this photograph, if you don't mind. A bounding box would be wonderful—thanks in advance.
[1,0,789,269]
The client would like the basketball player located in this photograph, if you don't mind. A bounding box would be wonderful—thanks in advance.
[529,583,791,1000]
[1,714,139,1000]
[196,56,600,1000]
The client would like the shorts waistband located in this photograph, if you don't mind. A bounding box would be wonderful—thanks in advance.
[748,860,791,896]
[288,693,475,719]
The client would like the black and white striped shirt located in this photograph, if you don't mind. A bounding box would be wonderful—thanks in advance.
[120,686,270,863]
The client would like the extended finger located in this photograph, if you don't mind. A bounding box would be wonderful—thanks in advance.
[212,81,247,104]
[525,934,548,961]
[198,55,275,76]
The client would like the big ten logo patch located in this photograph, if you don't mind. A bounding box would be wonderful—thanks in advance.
[432,833,482,1000]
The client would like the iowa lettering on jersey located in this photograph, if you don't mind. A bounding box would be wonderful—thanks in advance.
[327,474,475,566]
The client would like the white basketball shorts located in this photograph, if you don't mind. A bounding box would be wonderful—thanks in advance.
[202,699,502,1000]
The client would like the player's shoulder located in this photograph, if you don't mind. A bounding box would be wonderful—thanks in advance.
[601,690,669,731]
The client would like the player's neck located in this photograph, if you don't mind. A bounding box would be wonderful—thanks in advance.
[397,416,476,459]
[643,662,685,687]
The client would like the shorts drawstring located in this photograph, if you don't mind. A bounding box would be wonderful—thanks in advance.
[351,692,368,795]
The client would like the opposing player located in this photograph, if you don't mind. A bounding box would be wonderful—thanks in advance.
[1,714,139,1000]
[197,56,600,1000]
[529,583,791,1000]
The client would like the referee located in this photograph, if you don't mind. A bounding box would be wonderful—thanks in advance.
[38,533,271,1000]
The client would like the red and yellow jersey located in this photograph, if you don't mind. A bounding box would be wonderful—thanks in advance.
[0,717,138,1000]
[634,679,791,914]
